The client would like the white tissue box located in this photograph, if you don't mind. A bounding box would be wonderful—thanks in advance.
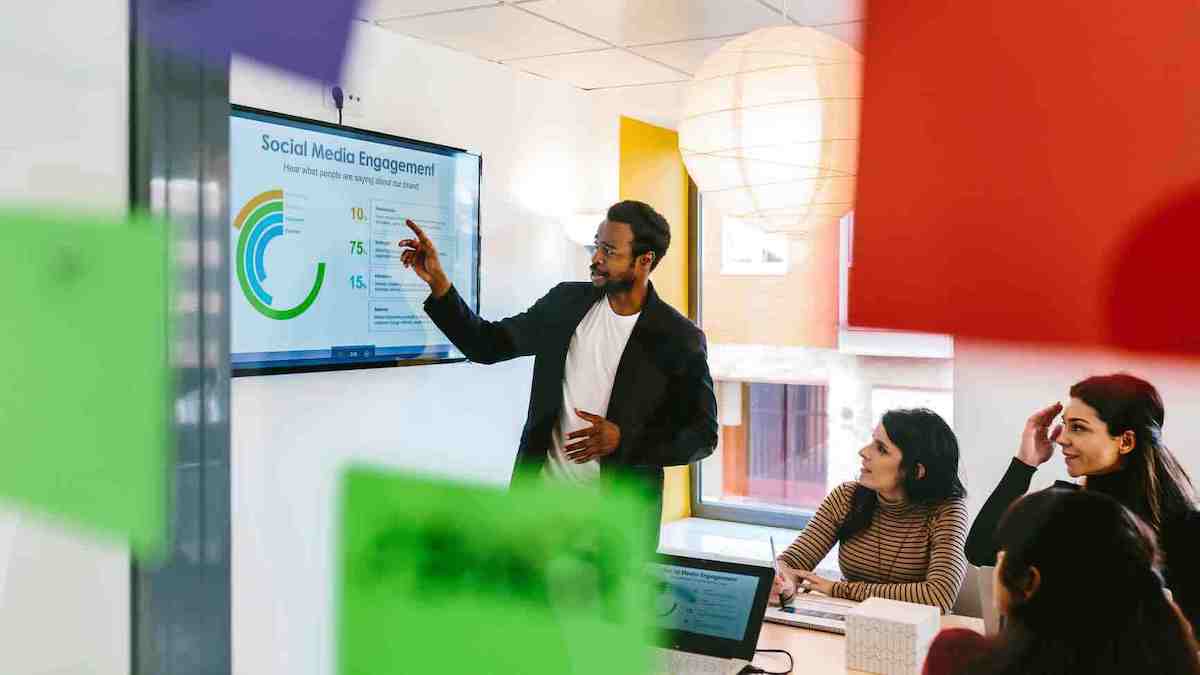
[845,597,941,675]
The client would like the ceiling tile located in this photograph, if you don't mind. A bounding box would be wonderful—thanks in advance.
[378,5,606,61]
[508,49,688,89]
[814,21,863,50]
[630,37,733,76]
[585,81,689,130]
[358,1,500,21]
[519,0,785,46]
[759,0,865,25]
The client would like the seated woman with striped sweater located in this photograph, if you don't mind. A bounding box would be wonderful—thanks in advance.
[773,408,969,614]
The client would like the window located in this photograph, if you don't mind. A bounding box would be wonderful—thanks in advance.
[703,383,828,511]
[721,218,790,276]
[691,197,954,528]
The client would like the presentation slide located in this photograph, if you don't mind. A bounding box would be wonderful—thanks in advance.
[651,563,758,641]
[229,107,480,373]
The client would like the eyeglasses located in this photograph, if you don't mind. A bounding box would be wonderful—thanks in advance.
[586,241,628,259]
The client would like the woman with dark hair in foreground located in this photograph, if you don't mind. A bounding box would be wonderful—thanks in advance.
[925,489,1200,675]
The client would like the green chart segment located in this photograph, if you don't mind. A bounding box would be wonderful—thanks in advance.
[233,189,326,320]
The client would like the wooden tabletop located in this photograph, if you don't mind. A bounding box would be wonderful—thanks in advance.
[751,615,985,674]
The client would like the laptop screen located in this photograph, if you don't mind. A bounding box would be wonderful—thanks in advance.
[650,554,773,660]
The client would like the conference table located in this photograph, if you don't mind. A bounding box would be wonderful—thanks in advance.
[750,615,986,674]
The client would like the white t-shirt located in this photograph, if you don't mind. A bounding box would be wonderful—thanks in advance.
[543,297,640,483]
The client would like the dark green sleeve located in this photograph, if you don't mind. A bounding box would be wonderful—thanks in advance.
[964,458,1037,566]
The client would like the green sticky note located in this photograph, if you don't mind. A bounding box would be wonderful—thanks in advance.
[338,466,657,675]
[0,209,169,557]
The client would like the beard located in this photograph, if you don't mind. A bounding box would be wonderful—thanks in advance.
[590,263,637,294]
[602,275,636,295]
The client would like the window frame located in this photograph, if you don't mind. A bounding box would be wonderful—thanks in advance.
[691,464,817,529]
[688,189,815,529]
[690,376,823,530]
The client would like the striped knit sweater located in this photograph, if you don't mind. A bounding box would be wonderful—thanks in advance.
[778,481,969,614]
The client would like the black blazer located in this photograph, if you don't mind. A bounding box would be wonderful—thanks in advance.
[424,281,718,501]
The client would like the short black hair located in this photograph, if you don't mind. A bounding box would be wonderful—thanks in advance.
[606,200,670,271]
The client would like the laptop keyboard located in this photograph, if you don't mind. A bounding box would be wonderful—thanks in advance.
[791,604,848,621]
[653,647,741,674]
[765,596,852,634]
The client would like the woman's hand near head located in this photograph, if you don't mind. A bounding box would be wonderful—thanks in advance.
[1017,402,1064,467]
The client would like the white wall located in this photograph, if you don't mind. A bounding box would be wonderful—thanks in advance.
[0,3,130,675]
[0,2,128,208]
[229,23,618,675]
[955,339,1200,517]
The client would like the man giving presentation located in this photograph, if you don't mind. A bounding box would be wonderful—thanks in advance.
[399,200,717,544]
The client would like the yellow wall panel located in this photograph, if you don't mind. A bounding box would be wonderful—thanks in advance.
[618,116,692,522]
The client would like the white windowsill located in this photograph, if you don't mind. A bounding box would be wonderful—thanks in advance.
[837,327,954,359]
[658,517,839,573]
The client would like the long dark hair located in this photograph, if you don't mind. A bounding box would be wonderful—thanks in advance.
[1160,508,1200,634]
[837,408,966,542]
[972,489,1200,675]
[1070,373,1195,534]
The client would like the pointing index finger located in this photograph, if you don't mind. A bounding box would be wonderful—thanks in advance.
[406,219,432,245]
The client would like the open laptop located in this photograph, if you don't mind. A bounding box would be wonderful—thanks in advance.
[650,554,774,674]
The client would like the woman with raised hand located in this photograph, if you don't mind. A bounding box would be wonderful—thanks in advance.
[772,408,968,614]
[924,489,1200,675]
[965,374,1196,593]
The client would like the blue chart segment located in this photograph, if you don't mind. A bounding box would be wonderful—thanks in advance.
[249,213,284,304]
